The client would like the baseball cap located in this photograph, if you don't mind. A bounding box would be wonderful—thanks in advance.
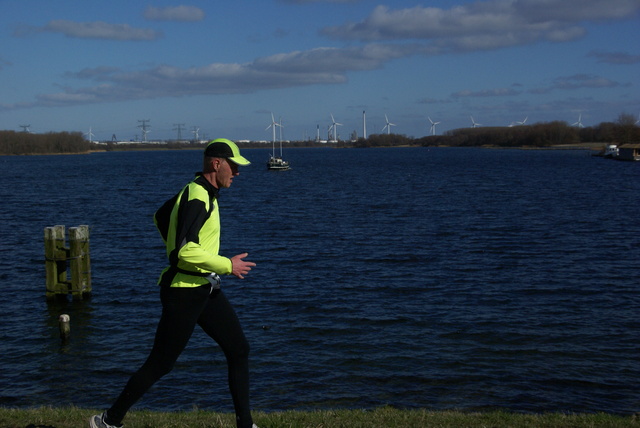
[204,138,251,166]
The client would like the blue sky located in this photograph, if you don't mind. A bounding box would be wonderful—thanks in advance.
[1,0,639,142]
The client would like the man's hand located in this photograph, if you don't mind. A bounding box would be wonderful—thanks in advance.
[230,253,256,279]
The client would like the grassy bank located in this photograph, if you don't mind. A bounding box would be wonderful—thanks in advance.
[0,407,637,428]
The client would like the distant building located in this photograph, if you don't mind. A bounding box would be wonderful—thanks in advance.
[617,144,640,161]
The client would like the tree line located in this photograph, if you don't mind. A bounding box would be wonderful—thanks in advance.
[414,114,639,148]
[0,131,89,155]
[332,113,639,149]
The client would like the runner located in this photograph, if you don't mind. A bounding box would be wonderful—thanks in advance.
[91,139,259,428]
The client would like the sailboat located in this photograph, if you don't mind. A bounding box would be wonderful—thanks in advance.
[266,113,290,171]
[267,154,290,170]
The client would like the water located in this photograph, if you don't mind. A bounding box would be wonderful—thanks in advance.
[0,147,638,415]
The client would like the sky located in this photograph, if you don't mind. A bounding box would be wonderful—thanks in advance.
[1,0,639,142]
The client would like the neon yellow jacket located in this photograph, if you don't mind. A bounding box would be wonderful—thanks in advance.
[156,174,233,287]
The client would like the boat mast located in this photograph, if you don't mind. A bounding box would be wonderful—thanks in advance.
[279,117,283,158]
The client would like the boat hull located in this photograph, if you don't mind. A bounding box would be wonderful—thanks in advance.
[267,156,290,170]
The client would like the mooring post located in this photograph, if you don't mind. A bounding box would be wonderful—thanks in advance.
[44,225,68,299]
[69,225,92,299]
[59,314,70,342]
[44,225,92,300]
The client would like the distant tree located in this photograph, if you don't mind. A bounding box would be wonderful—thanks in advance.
[614,113,640,144]
[583,114,640,144]
[417,115,640,148]
[366,133,413,147]
[617,113,637,126]
[353,137,370,148]
[0,130,89,155]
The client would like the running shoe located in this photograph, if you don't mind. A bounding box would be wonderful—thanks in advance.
[89,412,123,428]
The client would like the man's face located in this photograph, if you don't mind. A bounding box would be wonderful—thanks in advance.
[215,158,239,188]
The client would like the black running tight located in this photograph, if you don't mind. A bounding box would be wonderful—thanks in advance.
[106,285,253,428]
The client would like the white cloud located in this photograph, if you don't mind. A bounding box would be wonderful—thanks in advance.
[321,0,640,52]
[4,0,638,112]
[529,74,625,94]
[144,6,205,22]
[37,92,101,104]
[252,44,417,73]
[512,0,640,23]
[588,50,640,65]
[31,20,162,41]
[3,42,430,109]
[552,74,624,90]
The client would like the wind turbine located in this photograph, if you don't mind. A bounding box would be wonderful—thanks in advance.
[572,114,584,128]
[329,113,342,141]
[470,116,481,128]
[428,117,441,135]
[508,116,527,127]
[382,114,396,135]
[84,126,95,143]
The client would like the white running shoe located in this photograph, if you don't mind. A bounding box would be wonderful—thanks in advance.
[89,412,123,428]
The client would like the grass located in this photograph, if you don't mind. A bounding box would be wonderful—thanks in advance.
[0,407,637,428]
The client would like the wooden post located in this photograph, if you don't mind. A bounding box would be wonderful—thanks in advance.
[69,225,91,299]
[59,314,71,342]
[44,225,69,299]
[44,225,92,300]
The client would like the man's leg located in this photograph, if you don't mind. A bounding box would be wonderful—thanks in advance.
[105,285,210,425]
[198,289,253,428]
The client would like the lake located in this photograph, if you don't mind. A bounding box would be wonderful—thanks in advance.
[0,147,638,415]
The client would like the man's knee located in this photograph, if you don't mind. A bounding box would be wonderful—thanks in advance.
[142,355,176,379]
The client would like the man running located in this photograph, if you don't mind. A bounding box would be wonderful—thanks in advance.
[91,139,258,428]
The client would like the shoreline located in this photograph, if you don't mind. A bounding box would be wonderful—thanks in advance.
[1,143,607,157]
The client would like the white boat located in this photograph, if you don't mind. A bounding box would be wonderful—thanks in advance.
[267,156,290,170]
[267,133,290,170]
[603,144,619,158]
[267,142,290,170]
